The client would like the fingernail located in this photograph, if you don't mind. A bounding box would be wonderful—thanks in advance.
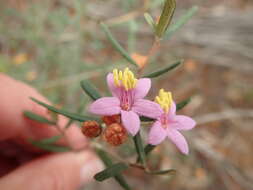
[80,156,104,184]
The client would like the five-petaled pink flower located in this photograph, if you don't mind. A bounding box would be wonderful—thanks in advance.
[148,89,196,154]
[89,68,161,136]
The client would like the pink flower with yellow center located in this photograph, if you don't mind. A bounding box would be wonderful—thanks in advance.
[148,89,196,154]
[89,68,161,136]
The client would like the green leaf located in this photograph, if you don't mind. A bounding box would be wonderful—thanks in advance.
[100,23,138,67]
[138,144,156,162]
[37,135,63,144]
[64,100,87,129]
[94,163,128,181]
[29,140,70,152]
[146,169,176,175]
[80,80,101,100]
[96,149,114,166]
[143,60,182,78]
[133,132,146,166]
[30,98,99,122]
[144,144,156,155]
[176,97,191,111]
[24,111,56,125]
[114,175,131,190]
[140,116,154,122]
[165,6,198,40]
[137,144,156,163]
[156,0,176,38]
[144,13,156,30]
[96,149,131,190]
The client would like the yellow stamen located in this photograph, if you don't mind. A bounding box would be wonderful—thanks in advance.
[112,67,137,90]
[155,89,173,113]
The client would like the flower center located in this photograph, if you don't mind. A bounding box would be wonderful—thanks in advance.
[160,113,169,128]
[119,89,133,111]
[113,68,137,91]
[155,89,173,113]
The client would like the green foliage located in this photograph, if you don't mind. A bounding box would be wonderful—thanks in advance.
[146,169,176,175]
[80,80,101,100]
[96,149,131,190]
[144,13,156,30]
[143,60,182,78]
[94,163,129,181]
[29,138,70,152]
[137,144,156,163]
[165,6,199,39]
[133,132,146,166]
[36,135,63,144]
[30,97,99,122]
[100,23,138,67]
[156,0,176,38]
[176,97,191,111]
[24,111,56,125]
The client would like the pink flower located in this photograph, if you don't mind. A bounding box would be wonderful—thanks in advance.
[89,68,161,136]
[148,89,196,154]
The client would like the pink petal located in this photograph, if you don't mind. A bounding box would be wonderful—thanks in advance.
[121,110,140,136]
[132,99,163,119]
[89,97,121,116]
[134,78,151,99]
[106,73,120,98]
[167,129,189,154]
[148,121,167,145]
[167,101,177,119]
[171,115,196,130]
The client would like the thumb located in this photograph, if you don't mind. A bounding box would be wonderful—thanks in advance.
[0,151,104,190]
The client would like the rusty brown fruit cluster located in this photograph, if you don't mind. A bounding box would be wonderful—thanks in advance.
[102,114,121,125]
[82,121,102,138]
[81,114,128,146]
[103,123,128,146]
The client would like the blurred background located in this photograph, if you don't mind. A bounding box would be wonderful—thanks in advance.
[0,0,252,189]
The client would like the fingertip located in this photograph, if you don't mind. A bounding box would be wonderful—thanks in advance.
[0,151,103,190]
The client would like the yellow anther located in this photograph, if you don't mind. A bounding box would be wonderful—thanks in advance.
[119,71,123,80]
[155,89,173,113]
[112,68,137,91]
[113,69,120,86]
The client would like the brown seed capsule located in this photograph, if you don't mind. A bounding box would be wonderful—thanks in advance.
[103,123,128,146]
[82,121,102,138]
[102,114,121,126]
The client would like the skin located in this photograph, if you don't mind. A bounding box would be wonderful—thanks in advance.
[0,74,103,190]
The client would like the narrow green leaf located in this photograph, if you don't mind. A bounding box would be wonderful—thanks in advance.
[29,140,70,152]
[24,111,56,125]
[140,116,154,122]
[165,6,198,40]
[96,149,131,190]
[176,97,191,111]
[133,132,146,166]
[100,23,138,67]
[156,0,176,38]
[143,60,182,78]
[137,144,156,163]
[37,135,63,144]
[96,149,113,166]
[146,169,176,175]
[144,144,156,155]
[80,80,101,101]
[94,163,128,181]
[144,13,156,30]
[30,98,99,122]
[114,175,131,190]
[64,100,87,129]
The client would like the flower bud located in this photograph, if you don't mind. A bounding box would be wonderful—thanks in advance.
[103,123,128,146]
[102,114,121,126]
[82,121,102,138]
